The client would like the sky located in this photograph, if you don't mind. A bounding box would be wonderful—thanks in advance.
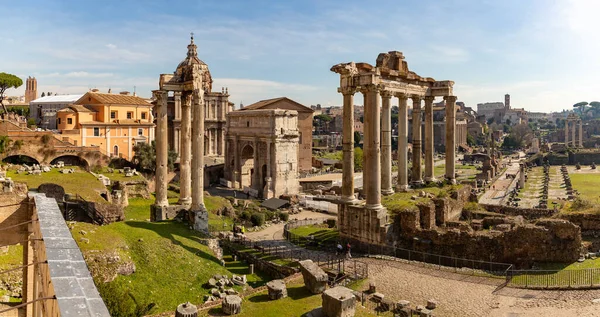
[2,0,600,112]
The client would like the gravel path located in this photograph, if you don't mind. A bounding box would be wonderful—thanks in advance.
[365,258,600,317]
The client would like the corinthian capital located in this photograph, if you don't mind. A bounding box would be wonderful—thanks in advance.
[152,90,167,102]
[339,86,356,96]
[380,89,393,99]
[424,96,435,104]
[444,95,457,103]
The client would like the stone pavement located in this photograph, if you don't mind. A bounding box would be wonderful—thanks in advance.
[478,159,519,205]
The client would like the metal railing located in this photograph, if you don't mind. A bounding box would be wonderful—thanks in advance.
[507,268,600,289]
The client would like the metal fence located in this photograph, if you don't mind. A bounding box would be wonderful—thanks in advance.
[508,268,600,289]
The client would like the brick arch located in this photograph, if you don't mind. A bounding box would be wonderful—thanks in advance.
[50,155,89,168]
[2,154,40,165]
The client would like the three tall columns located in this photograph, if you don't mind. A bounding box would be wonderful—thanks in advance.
[445,95,457,183]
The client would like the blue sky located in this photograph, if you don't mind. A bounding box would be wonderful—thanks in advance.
[2,0,599,112]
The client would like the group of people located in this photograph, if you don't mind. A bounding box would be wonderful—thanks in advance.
[336,242,352,259]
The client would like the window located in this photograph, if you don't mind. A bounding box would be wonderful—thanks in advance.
[299,131,302,144]
[111,111,117,119]
[58,118,61,124]
[141,112,146,120]
[67,118,72,124]
[138,128,143,136]
[127,112,133,119]
[93,127,100,136]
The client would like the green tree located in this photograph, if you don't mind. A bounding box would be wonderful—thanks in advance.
[0,136,11,154]
[588,101,600,118]
[354,131,362,147]
[354,147,363,172]
[466,133,476,146]
[573,101,588,116]
[132,141,177,172]
[0,73,23,114]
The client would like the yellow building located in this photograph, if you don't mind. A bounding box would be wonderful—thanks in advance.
[56,90,155,160]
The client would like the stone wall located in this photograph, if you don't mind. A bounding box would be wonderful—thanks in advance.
[338,204,389,245]
[222,243,298,279]
[0,183,29,246]
[546,153,569,165]
[569,151,600,165]
[481,204,556,220]
[560,213,600,232]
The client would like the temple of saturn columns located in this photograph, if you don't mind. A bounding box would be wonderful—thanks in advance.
[331,51,457,244]
[151,35,209,231]
[565,113,583,148]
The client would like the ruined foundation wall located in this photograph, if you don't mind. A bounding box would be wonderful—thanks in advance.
[0,183,29,245]
[338,204,389,245]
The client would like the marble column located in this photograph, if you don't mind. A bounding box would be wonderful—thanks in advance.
[153,90,168,207]
[579,120,583,147]
[572,120,576,148]
[424,96,435,182]
[380,90,393,195]
[174,92,182,157]
[253,138,260,192]
[265,140,272,198]
[233,135,240,188]
[445,95,457,184]
[178,92,192,206]
[396,94,409,191]
[363,84,382,210]
[219,128,225,155]
[411,96,423,185]
[191,88,206,211]
[565,120,569,146]
[340,87,356,203]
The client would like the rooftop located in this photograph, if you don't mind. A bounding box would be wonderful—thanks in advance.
[77,92,151,106]
[30,94,83,104]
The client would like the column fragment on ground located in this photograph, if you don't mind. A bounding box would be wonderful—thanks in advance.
[396,94,409,191]
[380,90,393,195]
[179,92,192,205]
[340,87,356,202]
[424,96,435,182]
[363,84,382,209]
[154,90,169,207]
[191,88,205,211]
[411,96,423,185]
[445,95,457,183]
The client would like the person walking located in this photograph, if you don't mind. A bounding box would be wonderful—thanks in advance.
[346,242,352,259]
[336,243,343,256]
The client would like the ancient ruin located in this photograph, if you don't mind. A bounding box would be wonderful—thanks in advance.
[331,51,456,245]
[565,113,583,148]
[152,35,209,230]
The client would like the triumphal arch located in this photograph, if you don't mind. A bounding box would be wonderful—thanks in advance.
[331,51,457,244]
[151,35,209,231]
[222,109,301,199]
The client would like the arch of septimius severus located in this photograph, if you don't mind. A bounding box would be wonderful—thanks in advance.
[331,51,457,244]
[151,35,209,231]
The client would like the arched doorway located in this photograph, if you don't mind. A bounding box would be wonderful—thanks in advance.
[240,144,254,188]
[113,145,119,157]
[2,155,39,165]
[50,155,89,169]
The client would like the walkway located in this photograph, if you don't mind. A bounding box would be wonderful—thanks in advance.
[478,159,519,206]
[245,210,335,241]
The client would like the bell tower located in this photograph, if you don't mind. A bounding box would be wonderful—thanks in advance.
[25,76,37,103]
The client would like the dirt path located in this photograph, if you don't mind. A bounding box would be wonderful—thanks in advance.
[365,258,600,317]
[244,210,336,241]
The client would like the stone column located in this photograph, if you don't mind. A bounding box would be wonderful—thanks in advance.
[191,88,206,211]
[340,87,356,203]
[424,96,435,182]
[411,95,423,185]
[253,138,260,192]
[219,127,225,155]
[445,95,457,184]
[572,119,576,148]
[153,90,168,207]
[233,135,240,188]
[380,90,393,195]
[265,140,272,198]
[579,120,583,147]
[178,92,192,206]
[565,120,569,146]
[396,94,409,191]
[363,84,382,210]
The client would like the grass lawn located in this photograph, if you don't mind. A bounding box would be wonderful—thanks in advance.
[97,166,145,182]
[7,166,107,203]
[570,172,600,204]
[382,186,454,214]
[288,224,339,246]
[71,196,266,315]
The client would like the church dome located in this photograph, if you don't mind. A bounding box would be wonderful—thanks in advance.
[174,34,213,91]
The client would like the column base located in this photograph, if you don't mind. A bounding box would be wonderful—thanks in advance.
[150,204,168,222]
[341,195,360,205]
[424,176,437,183]
[446,178,457,185]
[365,203,383,211]
[191,204,209,233]
[381,188,395,196]
[177,197,192,206]
[411,180,424,186]
[395,185,409,192]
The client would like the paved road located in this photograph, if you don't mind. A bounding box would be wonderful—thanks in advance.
[478,152,524,206]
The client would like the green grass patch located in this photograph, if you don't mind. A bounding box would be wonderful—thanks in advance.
[570,173,600,204]
[97,167,145,182]
[7,166,107,203]
[289,224,339,243]
[0,245,23,269]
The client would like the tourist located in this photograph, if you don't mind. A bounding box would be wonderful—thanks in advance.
[337,243,343,255]
[346,243,352,259]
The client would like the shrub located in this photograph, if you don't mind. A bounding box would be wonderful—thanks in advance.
[278,211,289,222]
[571,198,594,211]
[326,218,337,228]
[240,210,251,221]
[463,202,482,212]
[40,134,51,145]
[250,212,265,227]
[91,164,103,174]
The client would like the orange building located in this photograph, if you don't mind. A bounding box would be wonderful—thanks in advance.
[56,90,154,160]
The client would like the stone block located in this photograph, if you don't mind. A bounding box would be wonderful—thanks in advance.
[426,299,437,310]
[222,295,242,315]
[322,286,355,317]
[299,260,328,294]
[266,279,287,300]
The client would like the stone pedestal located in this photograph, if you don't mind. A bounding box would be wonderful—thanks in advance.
[266,279,288,300]
[222,295,242,315]
[175,302,198,317]
[322,286,355,317]
[192,207,208,232]
[299,260,328,294]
